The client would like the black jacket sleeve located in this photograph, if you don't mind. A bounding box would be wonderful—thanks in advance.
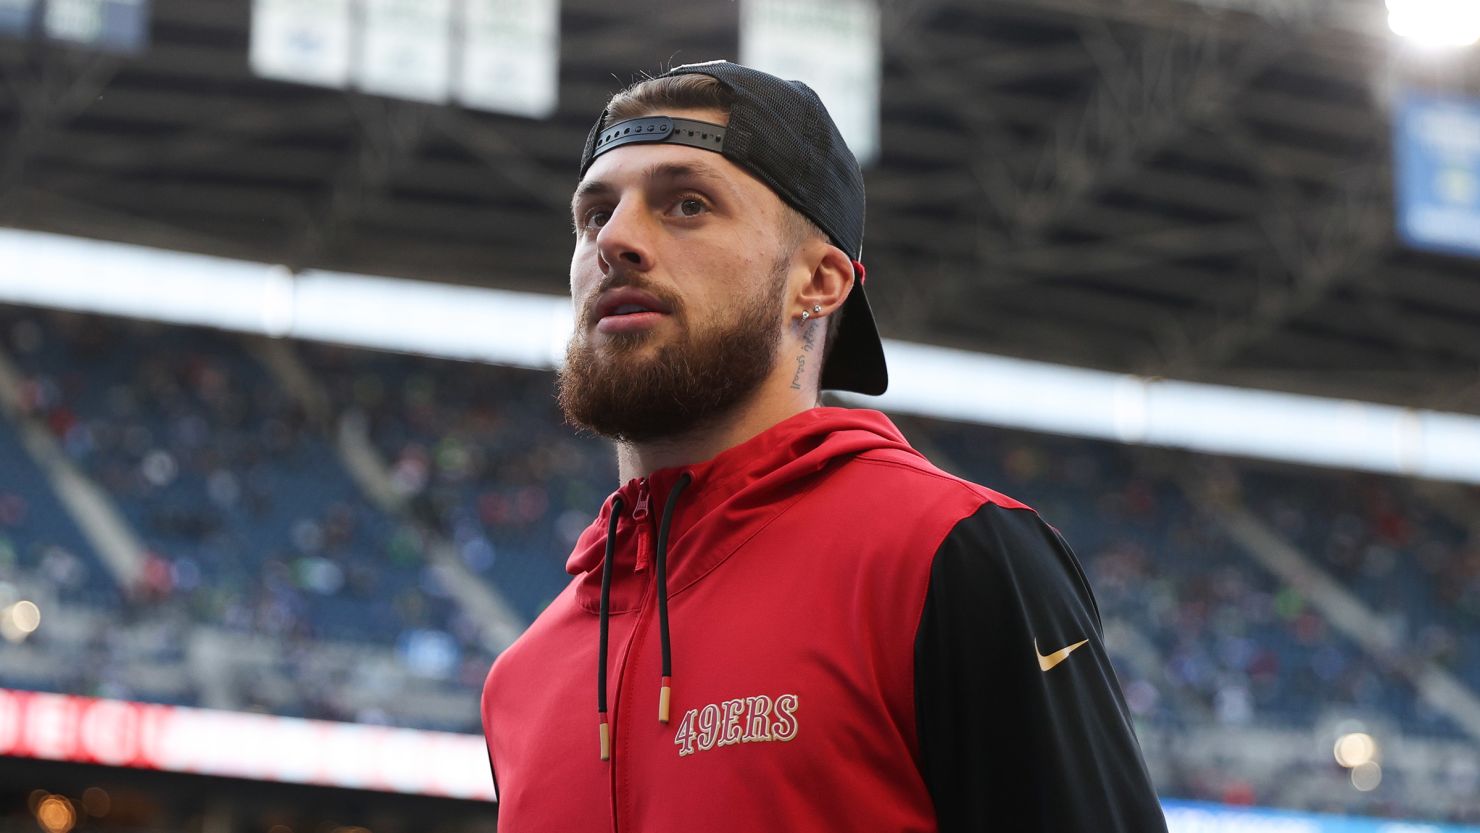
[914,502,1166,833]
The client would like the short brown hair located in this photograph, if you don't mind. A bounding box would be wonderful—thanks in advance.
[605,73,736,125]
[602,74,846,368]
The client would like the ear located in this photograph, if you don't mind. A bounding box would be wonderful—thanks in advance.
[793,242,854,320]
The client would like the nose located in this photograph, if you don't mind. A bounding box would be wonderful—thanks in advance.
[595,199,655,275]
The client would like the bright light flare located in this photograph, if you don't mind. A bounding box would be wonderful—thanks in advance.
[1387,0,1480,48]
[1334,732,1379,768]
[1351,761,1384,791]
[35,795,76,833]
[81,788,110,818]
[1,600,40,643]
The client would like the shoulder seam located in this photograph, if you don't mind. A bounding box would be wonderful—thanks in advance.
[851,454,1033,512]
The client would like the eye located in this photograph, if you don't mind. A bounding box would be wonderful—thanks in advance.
[670,196,711,219]
[578,207,611,232]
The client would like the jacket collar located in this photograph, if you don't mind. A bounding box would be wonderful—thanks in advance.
[566,407,920,613]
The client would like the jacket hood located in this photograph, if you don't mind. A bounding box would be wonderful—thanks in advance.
[566,407,921,613]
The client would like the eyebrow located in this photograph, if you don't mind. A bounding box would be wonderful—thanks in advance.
[570,161,733,216]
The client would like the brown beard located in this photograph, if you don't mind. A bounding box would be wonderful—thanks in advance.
[558,265,787,443]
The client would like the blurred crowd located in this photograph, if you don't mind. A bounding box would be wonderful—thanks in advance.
[298,341,616,622]
[1,308,1478,818]
[1243,466,1480,692]
[0,310,491,728]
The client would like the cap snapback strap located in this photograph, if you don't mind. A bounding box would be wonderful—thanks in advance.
[590,116,727,163]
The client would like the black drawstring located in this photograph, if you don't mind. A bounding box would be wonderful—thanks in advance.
[596,473,692,760]
[655,472,692,723]
[597,496,623,761]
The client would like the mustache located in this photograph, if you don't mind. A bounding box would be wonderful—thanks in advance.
[578,272,684,327]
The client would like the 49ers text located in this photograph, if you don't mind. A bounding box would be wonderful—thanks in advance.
[673,693,799,757]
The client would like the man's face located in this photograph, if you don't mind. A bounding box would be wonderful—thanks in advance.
[558,108,798,442]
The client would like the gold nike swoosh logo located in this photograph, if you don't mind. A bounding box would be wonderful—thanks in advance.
[1035,638,1089,672]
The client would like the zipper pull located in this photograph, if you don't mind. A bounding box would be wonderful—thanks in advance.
[633,480,652,573]
[632,482,650,521]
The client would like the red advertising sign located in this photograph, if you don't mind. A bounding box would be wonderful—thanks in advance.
[0,689,495,801]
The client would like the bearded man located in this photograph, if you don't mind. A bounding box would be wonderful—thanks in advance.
[481,61,1167,832]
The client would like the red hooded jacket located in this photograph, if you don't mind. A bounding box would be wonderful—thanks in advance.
[481,408,1165,832]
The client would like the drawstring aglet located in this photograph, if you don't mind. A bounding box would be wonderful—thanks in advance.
[659,676,672,723]
[599,712,611,761]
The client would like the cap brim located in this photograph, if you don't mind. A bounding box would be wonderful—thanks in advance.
[819,281,888,396]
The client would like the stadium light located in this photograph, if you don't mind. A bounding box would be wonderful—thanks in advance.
[80,789,109,819]
[1334,732,1378,768]
[0,600,40,643]
[34,795,75,833]
[1387,0,1480,48]
[1350,761,1383,791]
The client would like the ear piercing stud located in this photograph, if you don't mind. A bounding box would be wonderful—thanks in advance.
[800,305,823,321]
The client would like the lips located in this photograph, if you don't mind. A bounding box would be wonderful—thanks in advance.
[593,287,673,324]
[595,310,666,335]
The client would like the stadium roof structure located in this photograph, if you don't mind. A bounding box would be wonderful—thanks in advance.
[1,0,1479,413]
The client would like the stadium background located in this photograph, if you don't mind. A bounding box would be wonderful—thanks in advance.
[2,0,1480,830]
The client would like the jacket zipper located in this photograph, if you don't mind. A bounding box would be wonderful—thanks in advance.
[610,480,657,833]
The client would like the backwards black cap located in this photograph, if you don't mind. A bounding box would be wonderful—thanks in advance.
[577,60,887,396]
